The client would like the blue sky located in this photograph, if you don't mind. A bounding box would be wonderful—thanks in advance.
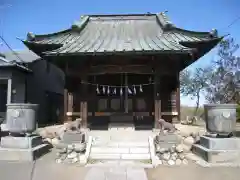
[1,0,240,106]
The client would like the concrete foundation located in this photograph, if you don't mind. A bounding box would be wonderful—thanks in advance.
[0,144,50,161]
[199,136,240,150]
[192,135,240,163]
[1,135,43,149]
[0,135,50,161]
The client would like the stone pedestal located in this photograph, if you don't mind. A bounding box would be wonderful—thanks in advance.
[0,135,50,161]
[62,131,85,144]
[192,135,240,163]
[155,133,180,149]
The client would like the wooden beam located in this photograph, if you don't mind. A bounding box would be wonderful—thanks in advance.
[65,64,178,77]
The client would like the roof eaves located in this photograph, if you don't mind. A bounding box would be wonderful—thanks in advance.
[27,29,71,41]
[179,36,224,45]
[43,48,194,57]
[173,27,211,36]
[0,57,32,72]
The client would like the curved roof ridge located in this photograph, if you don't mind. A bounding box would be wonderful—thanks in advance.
[27,16,89,40]
[173,27,211,35]
[27,29,71,39]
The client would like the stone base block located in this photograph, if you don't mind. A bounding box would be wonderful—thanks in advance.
[0,135,43,149]
[62,131,85,144]
[155,133,179,143]
[155,133,179,149]
[0,144,50,161]
[192,144,240,163]
[200,136,240,150]
[156,142,177,149]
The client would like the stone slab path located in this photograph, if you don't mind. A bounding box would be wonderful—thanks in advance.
[84,167,148,180]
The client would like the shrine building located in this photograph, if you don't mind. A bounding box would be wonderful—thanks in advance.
[22,12,222,130]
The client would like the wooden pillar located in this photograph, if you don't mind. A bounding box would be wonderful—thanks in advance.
[80,76,88,128]
[176,73,181,121]
[7,78,12,104]
[154,74,161,128]
[124,73,128,113]
[67,92,73,121]
[64,89,68,122]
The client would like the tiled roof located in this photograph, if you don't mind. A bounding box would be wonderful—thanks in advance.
[4,50,40,63]
[23,13,221,55]
[0,55,32,72]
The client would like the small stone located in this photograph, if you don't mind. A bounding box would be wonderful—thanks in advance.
[51,138,60,145]
[171,155,177,161]
[67,149,73,154]
[155,144,161,152]
[194,135,200,143]
[176,159,181,165]
[162,152,171,161]
[60,154,67,161]
[67,144,75,150]
[56,152,61,158]
[58,148,67,154]
[79,155,86,163]
[71,157,78,163]
[182,159,188,165]
[168,160,175,166]
[159,148,167,153]
[183,136,195,146]
[170,145,176,152]
[45,138,52,144]
[190,132,197,138]
[163,130,168,134]
[162,160,168,165]
[180,131,191,138]
[172,152,178,157]
[74,143,86,152]
[182,144,191,152]
[55,143,67,149]
[156,159,162,165]
[56,159,62,163]
[179,153,185,160]
[176,144,184,153]
[67,152,78,159]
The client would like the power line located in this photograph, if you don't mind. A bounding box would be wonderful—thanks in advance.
[0,35,25,63]
[220,15,240,32]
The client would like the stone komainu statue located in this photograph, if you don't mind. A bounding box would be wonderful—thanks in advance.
[157,118,177,133]
[64,118,82,132]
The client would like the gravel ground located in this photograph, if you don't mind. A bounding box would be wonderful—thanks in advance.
[145,164,240,180]
[0,150,89,180]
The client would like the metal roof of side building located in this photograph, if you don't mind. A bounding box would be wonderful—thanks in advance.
[0,53,32,72]
[22,12,223,56]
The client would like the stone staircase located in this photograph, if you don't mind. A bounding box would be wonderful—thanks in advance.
[89,141,151,161]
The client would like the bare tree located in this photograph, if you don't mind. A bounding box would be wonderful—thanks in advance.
[205,38,240,104]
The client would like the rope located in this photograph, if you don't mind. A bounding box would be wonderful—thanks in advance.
[80,80,155,87]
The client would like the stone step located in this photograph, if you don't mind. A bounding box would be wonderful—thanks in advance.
[92,142,149,148]
[192,144,240,163]
[85,160,153,168]
[89,153,151,160]
[91,147,149,154]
